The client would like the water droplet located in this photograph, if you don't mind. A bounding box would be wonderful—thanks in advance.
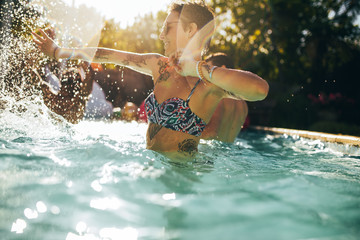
[91,180,102,192]
[162,193,176,200]
[24,208,38,219]
[76,221,87,235]
[36,201,47,213]
[11,219,27,234]
[51,206,60,215]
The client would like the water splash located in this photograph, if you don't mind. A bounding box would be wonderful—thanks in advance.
[0,0,105,140]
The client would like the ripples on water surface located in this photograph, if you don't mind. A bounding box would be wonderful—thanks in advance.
[1,108,360,240]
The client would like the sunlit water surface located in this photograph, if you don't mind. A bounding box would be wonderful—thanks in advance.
[1,107,360,240]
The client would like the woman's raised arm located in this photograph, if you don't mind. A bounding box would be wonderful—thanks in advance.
[32,29,161,76]
[168,49,269,102]
[202,65,269,101]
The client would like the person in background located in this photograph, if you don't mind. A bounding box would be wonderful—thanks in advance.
[112,100,147,123]
[121,101,139,121]
[201,53,249,142]
[33,61,94,124]
[35,29,111,123]
[84,63,113,120]
[137,100,148,123]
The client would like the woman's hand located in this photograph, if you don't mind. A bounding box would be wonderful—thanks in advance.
[168,49,197,77]
[32,29,59,59]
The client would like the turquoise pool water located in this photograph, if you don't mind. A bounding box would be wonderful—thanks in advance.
[1,106,360,240]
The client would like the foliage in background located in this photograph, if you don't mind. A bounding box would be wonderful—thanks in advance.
[208,0,360,135]
[0,0,41,40]
[98,11,167,70]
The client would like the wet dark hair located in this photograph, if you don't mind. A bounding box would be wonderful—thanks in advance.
[205,52,234,69]
[169,1,215,54]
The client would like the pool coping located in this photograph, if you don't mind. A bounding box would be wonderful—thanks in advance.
[250,126,360,147]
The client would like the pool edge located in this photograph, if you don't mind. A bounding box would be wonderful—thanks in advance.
[250,126,360,147]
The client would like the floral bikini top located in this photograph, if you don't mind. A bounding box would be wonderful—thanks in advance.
[145,79,207,137]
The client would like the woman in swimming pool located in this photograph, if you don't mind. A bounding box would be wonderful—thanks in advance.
[32,1,269,157]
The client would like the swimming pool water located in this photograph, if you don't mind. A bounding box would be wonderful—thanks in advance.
[1,109,360,240]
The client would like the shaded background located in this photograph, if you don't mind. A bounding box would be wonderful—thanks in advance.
[1,0,360,135]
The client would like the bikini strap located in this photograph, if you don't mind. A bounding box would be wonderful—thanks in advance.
[186,78,202,102]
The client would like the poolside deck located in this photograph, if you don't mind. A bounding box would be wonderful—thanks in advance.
[251,126,360,147]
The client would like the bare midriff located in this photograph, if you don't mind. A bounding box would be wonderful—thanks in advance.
[146,123,200,155]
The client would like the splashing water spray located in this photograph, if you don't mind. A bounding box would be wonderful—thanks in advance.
[0,0,103,138]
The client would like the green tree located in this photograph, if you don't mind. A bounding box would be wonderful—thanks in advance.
[209,0,360,131]
[0,0,41,39]
[98,11,166,69]
[99,12,166,53]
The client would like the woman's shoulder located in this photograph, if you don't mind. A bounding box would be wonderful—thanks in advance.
[149,54,168,67]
